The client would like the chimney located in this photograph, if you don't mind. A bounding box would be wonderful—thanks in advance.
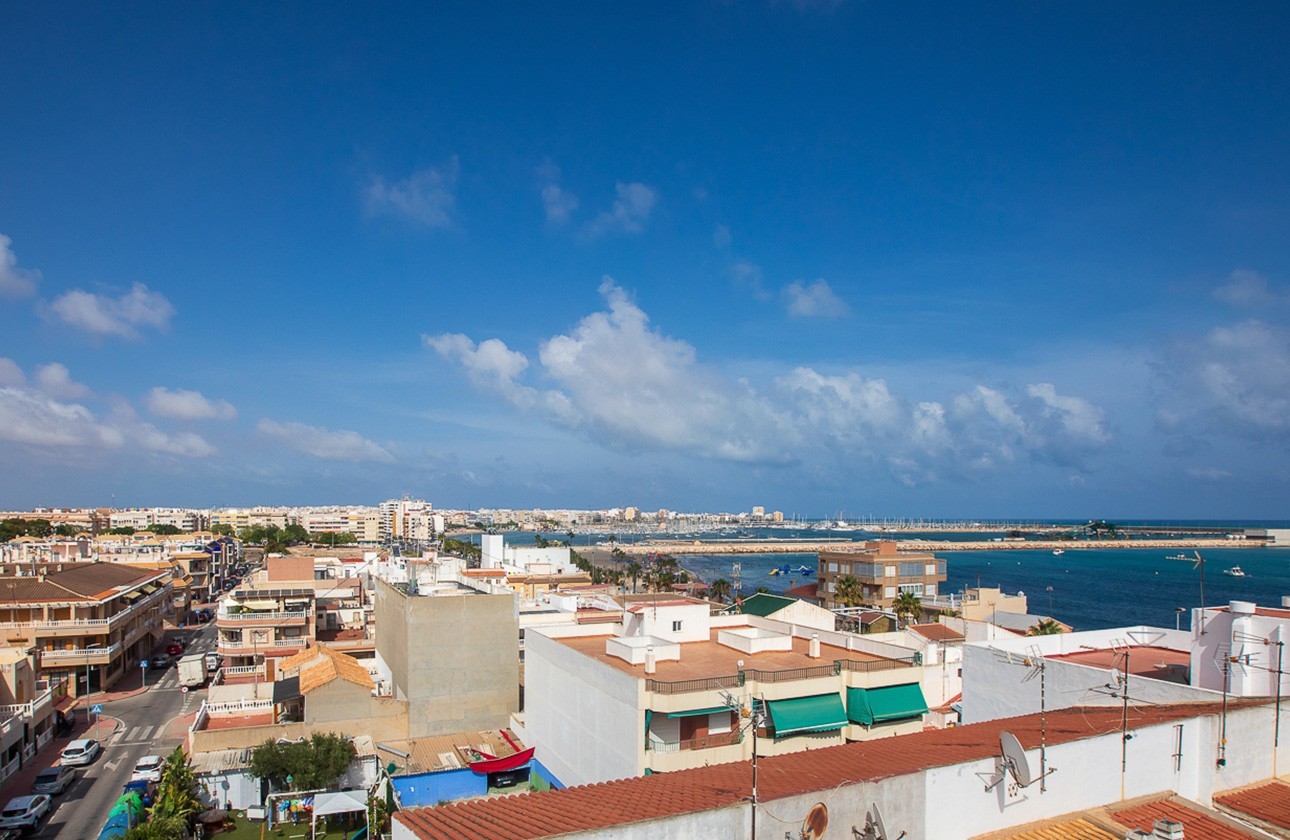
[645,646,656,674]
[1152,819,1183,840]
[1124,831,1151,840]
[808,633,821,659]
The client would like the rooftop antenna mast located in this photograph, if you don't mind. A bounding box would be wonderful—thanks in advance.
[1233,626,1286,776]
[990,647,1057,793]
[720,688,764,840]
[1192,551,1207,635]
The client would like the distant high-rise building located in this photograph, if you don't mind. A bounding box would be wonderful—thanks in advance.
[751,505,765,518]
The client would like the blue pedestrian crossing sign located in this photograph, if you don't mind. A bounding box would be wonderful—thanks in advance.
[90,704,103,715]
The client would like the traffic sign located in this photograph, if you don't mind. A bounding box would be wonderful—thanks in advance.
[90,704,103,715]
[140,660,148,669]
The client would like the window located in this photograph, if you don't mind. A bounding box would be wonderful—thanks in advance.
[925,564,936,576]
[884,586,896,599]
[925,584,937,596]
[672,620,682,632]
[898,583,923,596]
[884,566,896,577]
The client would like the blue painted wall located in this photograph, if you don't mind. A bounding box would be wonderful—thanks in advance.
[392,769,486,807]
[530,759,566,791]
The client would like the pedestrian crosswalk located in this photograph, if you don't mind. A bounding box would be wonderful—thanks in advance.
[117,723,158,745]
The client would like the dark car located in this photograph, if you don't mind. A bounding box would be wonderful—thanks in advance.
[31,766,74,796]
[148,655,170,670]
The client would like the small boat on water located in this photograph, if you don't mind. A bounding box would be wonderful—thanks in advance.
[1223,566,1247,577]
[1052,549,1064,556]
[1165,553,1189,561]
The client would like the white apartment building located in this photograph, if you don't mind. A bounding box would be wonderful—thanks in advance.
[109,508,208,531]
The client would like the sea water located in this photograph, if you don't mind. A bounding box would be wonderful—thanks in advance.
[676,546,1290,631]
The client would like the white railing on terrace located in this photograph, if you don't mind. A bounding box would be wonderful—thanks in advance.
[222,665,262,675]
[217,611,311,623]
[205,698,274,714]
[0,586,169,633]
[0,755,18,784]
[273,638,308,648]
[0,687,54,721]
[39,642,122,662]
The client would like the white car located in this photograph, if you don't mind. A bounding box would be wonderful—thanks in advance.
[0,795,51,830]
[130,755,164,783]
[59,739,101,767]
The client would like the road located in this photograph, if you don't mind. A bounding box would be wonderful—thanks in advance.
[32,622,216,840]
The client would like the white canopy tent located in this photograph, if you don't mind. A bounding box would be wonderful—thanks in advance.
[311,790,368,839]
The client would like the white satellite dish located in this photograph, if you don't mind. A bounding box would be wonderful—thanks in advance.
[999,731,1034,787]
[871,803,888,839]
[860,803,905,840]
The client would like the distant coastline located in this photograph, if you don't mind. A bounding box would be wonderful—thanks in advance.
[607,537,1250,556]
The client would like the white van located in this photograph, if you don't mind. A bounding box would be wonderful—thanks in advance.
[204,652,220,673]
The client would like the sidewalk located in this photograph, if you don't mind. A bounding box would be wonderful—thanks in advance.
[0,715,121,805]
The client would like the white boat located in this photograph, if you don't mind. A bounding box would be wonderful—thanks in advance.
[1052,549,1064,556]
[1223,566,1247,577]
[1165,553,1188,561]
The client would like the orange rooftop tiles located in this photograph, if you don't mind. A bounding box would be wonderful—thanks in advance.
[1215,779,1290,829]
[908,622,965,642]
[395,703,1230,840]
[1109,797,1252,840]
[987,817,1117,839]
[1047,646,1191,681]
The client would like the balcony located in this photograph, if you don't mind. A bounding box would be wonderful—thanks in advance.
[0,687,54,722]
[646,729,742,753]
[0,586,169,636]
[216,637,309,657]
[38,643,122,666]
[216,610,311,628]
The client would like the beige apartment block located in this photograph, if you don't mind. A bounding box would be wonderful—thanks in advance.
[817,540,947,610]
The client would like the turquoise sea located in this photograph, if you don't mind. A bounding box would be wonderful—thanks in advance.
[477,524,1290,631]
[676,546,1290,631]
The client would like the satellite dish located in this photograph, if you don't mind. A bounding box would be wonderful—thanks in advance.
[801,802,828,840]
[1000,731,1034,787]
[871,803,888,839]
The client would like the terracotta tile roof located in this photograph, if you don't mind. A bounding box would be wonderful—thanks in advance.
[395,703,1231,840]
[0,562,163,603]
[989,817,1118,839]
[298,645,374,694]
[1215,780,1290,829]
[1047,646,1191,682]
[376,730,522,775]
[275,644,319,674]
[1109,797,1254,840]
[783,582,818,600]
[908,622,965,642]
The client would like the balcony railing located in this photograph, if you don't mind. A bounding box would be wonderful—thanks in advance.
[216,610,311,623]
[39,642,122,664]
[645,674,743,694]
[0,586,169,634]
[646,730,743,753]
[743,663,840,683]
[0,687,54,721]
[837,656,918,672]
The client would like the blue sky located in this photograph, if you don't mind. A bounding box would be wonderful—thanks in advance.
[2,2,1289,518]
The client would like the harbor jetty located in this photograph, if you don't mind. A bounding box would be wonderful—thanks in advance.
[605,537,1246,556]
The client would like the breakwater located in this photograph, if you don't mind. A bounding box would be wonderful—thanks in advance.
[612,537,1249,555]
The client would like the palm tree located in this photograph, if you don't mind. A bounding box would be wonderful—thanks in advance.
[893,590,922,627]
[709,578,732,603]
[833,574,863,608]
[151,746,202,823]
[1027,618,1066,636]
[626,561,642,593]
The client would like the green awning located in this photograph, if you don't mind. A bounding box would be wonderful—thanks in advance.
[666,706,729,719]
[847,683,929,725]
[766,694,847,737]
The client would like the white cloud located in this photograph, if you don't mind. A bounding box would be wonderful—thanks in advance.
[146,387,237,421]
[35,363,91,400]
[782,278,851,318]
[49,283,175,339]
[0,358,25,388]
[365,158,459,228]
[130,422,217,457]
[428,280,1115,481]
[585,182,657,237]
[422,333,536,408]
[537,163,579,226]
[257,419,394,463]
[0,235,39,298]
[1156,318,1290,439]
[713,224,732,249]
[0,387,119,448]
[1213,269,1285,309]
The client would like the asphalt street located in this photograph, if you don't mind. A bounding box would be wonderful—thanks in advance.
[30,622,216,840]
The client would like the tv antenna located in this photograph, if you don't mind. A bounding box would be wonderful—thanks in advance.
[1233,626,1287,776]
[799,802,828,840]
[989,646,1055,791]
[852,802,907,840]
[982,731,1053,793]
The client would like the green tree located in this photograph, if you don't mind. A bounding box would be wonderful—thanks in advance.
[53,524,78,537]
[250,732,356,791]
[211,523,235,537]
[146,524,183,535]
[283,523,310,544]
[625,561,642,593]
[894,590,922,627]
[1027,618,1066,636]
[834,575,863,608]
[25,518,52,537]
[151,746,202,822]
[122,815,188,840]
[109,526,137,535]
[709,578,732,603]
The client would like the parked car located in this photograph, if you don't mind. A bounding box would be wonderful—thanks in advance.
[165,642,183,656]
[30,766,75,795]
[148,655,170,670]
[0,795,51,830]
[59,739,100,767]
[130,755,164,784]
